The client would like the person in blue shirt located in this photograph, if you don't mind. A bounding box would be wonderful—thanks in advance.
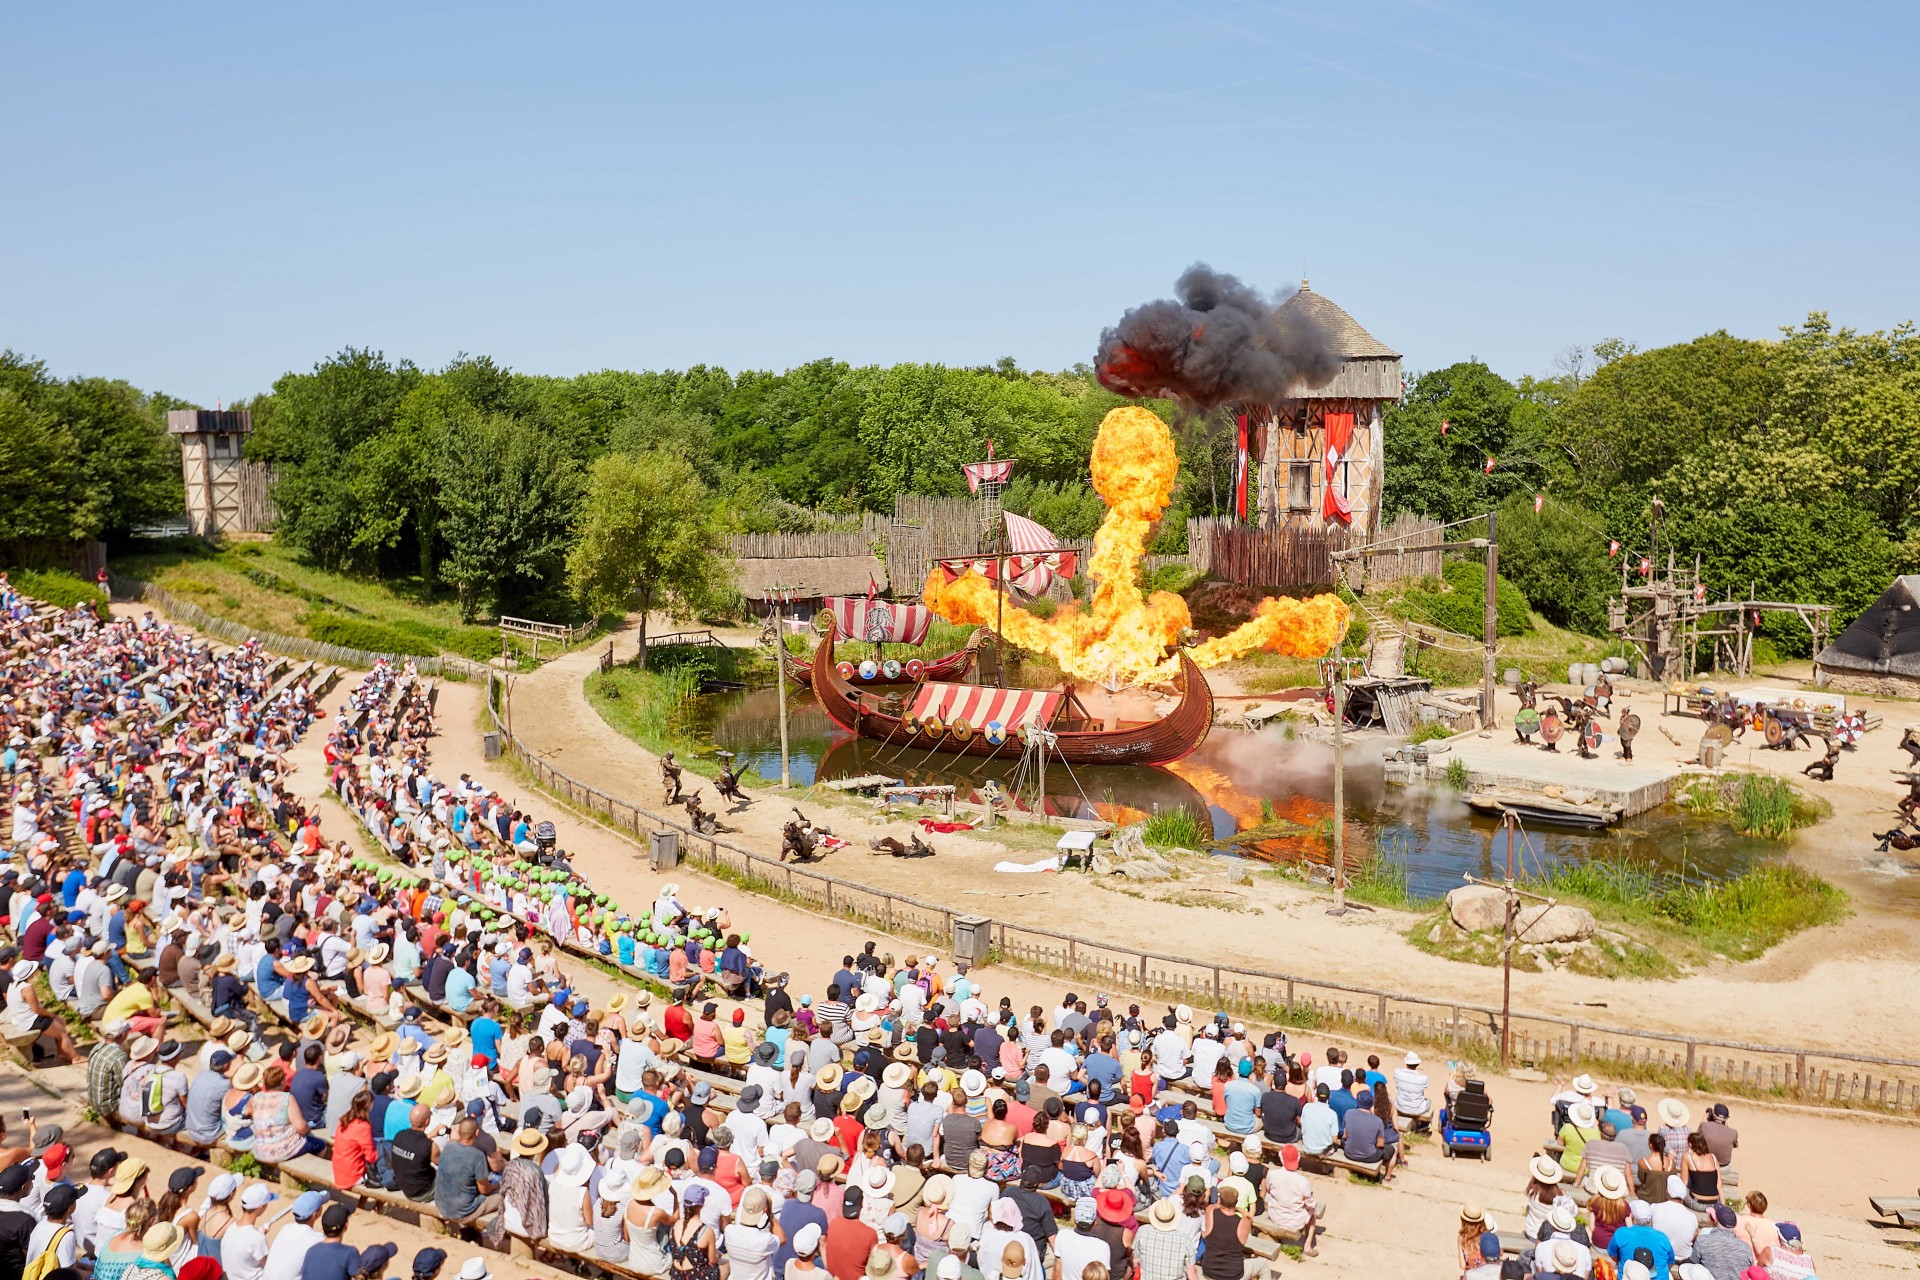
[626,1079,669,1134]
[487,953,510,996]
[398,1008,436,1056]
[1606,1204,1675,1280]
[469,1012,504,1066]
[1328,1072,1360,1130]
[256,941,288,1001]
[444,962,477,1013]
[1083,1042,1123,1094]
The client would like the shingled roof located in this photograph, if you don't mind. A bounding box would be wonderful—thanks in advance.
[1275,280,1400,359]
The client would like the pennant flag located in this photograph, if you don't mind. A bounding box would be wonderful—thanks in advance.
[1639,557,1653,577]
[1440,418,1451,435]
[1608,540,1620,558]
[1482,456,1496,474]
[1533,494,1544,514]
[1694,583,1706,603]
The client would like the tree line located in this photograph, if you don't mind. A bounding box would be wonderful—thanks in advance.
[1381,316,1918,652]
[6,312,1911,648]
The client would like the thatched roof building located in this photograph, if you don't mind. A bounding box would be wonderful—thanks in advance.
[735,555,888,604]
[1815,574,1920,693]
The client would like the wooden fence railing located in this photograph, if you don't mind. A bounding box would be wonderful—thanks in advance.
[480,671,1920,1116]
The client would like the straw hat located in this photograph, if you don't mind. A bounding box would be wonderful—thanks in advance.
[286,956,314,975]
[1657,1098,1690,1128]
[368,1032,398,1061]
[959,1069,986,1098]
[325,1023,353,1051]
[865,1165,895,1198]
[513,1127,547,1157]
[142,1223,184,1261]
[890,1044,916,1063]
[920,1174,953,1208]
[809,1118,836,1142]
[210,954,238,974]
[1548,1202,1577,1234]
[1528,1155,1563,1185]
[396,1073,424,1099]
[1591,1166,1629,1200]
[208,1016,237,1038]
[1148,1198,1179,1227]
[1459,1203,1486,1226]
[1571,1074,1597,1096]
[423,1043,449,1064]
[225,1029,252,1054]
[129,1036,159,1062]
[1549,1241,1584,1274]
[882,1063,913,1090]
[344,948,367,968]
[300,1014,328,1038]
[607,994,629,1014]
[634,1166,671,1198]
[815,1064,843,1090]
[1569,1102,1597,1129]
[365,943,390,966]
[112,1159,150,1196]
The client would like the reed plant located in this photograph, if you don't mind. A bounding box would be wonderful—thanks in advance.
[1142,806,1209,850]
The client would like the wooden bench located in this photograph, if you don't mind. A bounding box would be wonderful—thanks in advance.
[277,1154,496,1238]
[1870,1195,1920,1225]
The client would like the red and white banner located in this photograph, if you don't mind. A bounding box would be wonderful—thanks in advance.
[826,597,932,645]
[1003,511,1067,597]
[1234,411,1250,522]
[910,681,1063,732]
[1322,410,1354,524]
[963,440,1014,494]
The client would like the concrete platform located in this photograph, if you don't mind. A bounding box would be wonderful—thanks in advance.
[1423,730,1684,816]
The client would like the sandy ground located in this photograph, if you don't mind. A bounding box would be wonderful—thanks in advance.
[497,618,1920,1061]
[99,602,1919,1276]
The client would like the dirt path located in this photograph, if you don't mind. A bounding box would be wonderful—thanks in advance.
[500,616,1920,1062]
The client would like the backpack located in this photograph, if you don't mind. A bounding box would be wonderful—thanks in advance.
[22,1224,71,1280]
[144,1070,168,1119]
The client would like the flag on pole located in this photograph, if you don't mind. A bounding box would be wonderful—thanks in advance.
[1533,494,1544,514]
[1639,557,1653,577]
[1233,411,1250,523]
[1608,540,1620,558]
[1482,456,1496,474]
[1323,411,1355,523]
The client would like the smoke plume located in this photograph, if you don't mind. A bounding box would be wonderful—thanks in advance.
[1095,264,1341,409]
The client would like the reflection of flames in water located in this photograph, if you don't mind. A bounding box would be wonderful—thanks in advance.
[925,407,1349,687]
[1164,761,1359,869]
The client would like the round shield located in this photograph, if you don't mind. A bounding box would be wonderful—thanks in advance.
[1582,726,1603,751]
[905,658,925,680]
[1539,710,1564,744]
[902,714,922,737]
[984,720,1007,746]
[1702,722,1732,746]
[858,660,879,681]
[835,661,856,681]
[881,659,902,680]
[921,715,945,738]
[1620,713,1641,738]
[950,718,973,743]
[1514,707,1541,736]
[1764,714,1785,747]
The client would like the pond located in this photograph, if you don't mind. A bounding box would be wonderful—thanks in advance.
[677,683,1781,901]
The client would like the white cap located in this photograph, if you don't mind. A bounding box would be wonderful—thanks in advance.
[459,1261,492,1280]
[239,1185,277,1211]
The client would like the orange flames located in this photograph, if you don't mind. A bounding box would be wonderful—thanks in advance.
[923,406,1350,686]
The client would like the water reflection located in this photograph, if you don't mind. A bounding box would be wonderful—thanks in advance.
[679,684,1778,899]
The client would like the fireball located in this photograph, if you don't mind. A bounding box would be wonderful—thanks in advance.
[924,406,1349,686]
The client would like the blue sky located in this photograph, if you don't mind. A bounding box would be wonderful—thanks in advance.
[4,3,1915,403]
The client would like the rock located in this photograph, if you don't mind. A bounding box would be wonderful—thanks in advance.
[1446,884,1508,933]
[1515,902,1597,943]
[1114,860,1173,881]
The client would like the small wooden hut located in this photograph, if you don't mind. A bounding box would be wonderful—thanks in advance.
[169,409,275,536]
[1245,280,1402,534]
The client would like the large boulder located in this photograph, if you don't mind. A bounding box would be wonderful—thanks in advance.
[1446,884,1508,934]
[1515,902,1597,943]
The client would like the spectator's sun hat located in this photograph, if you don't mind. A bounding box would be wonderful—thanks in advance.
[960,1069,986,1098]
[1459,1203,1485,1226]
[1569,1102,1596,1128]
[1148,1198,1180,1227]
[1592,1166,1629,1199]
[1548,1203,1577,1234]
[1657,1098,1690,1128]
[1549,1241,1584,1273]
[1096,1188,1133,1225]
[921,1174,953,1207]
[512,1128,546,1157]
[1404,1051,1421,1067]
[142,1223,184,1261]
[883,1063,913,1089]
[1528,1155,1563,1185]
[1571,1074,1596,1096]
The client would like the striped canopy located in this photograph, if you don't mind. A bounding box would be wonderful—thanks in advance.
[908,681,1063,733]
[826,596,932,645]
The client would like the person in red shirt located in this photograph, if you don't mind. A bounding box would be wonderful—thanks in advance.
[832,1097,865,1157]
[332,1090,379,1189]
[823,1187,877,1280]
[663,992,695,1043]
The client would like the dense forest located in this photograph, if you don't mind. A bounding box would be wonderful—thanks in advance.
[4,312,1913,648]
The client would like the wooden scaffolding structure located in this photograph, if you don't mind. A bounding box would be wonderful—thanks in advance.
[1607,551,1833,680]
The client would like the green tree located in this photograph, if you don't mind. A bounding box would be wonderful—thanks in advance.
[0,351,182,537]
[567,449,729,664]
[1382,361,1557,524]
[1488,493,1618,634]
[437,413,582,620]
[0,395,90,545]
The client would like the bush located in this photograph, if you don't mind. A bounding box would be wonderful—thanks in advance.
[1400,560,1532,638]
[1024,596,1058,620]
[9,569,109,619]
[1142,807,1209,849]
[304,613,436,656]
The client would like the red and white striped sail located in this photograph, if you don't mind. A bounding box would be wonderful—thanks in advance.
[908,681,1063,732]
[934,512,1078,598]
[826,596,932,645]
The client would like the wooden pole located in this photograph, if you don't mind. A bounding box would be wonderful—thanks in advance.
[1482,508,1498,729]
[1330,649,1348,915]
[774,588,792,789]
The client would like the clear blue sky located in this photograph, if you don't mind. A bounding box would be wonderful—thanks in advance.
[5,3,1916,404]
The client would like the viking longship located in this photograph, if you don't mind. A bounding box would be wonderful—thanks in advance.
[812,628,1214,767]
[781,595,980,688]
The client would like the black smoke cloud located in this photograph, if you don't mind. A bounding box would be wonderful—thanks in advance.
[1095,264,1340,409]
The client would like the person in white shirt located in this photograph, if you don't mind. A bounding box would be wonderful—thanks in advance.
[221,1184,278,1280]
[1392,1052,1431,1121]
[27,1183,79,1271]
[1188,1028,1226,1086]
[1151,1022,1187,1081]
[261,1190,329,1280]
[1648,1175,1698,1261]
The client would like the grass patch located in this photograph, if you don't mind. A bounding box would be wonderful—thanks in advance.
[1345,849,1435,911]
[116,536,606,661]
[1538,857,1849,961]
[1142,807,1209,849]
[8,568,110,619]
[1407,722,1453,744]
[1442,757,1470,789]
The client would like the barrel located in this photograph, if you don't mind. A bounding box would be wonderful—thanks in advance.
[1600,657,1628,675]
[1582,662,1602,685]
[1568,662,1585,684]
[1503,668,1523,687]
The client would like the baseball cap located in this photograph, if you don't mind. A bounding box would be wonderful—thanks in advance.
[0,1165,34,1196]
[413,1248,448,1278]
[240,1186,278,1212]
[321,1202,353,1234]
[292,1190,328,1220]
[43,1184,78,1217]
